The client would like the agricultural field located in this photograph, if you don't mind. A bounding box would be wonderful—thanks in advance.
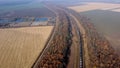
[68,2,120,55]
[68,2,120,12]
[0,26,53,68]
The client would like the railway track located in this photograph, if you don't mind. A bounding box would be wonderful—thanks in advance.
[32,3,85,68]
[54,6,85,68]
[69,14,84,68]
[70,16,84,68]
[73,20,84,68]
[50,5,85,68]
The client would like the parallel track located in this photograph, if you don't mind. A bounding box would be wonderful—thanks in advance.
[32,3,85,68]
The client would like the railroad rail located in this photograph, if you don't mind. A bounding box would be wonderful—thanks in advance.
[32,3,85,68]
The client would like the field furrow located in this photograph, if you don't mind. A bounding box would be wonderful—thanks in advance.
[0,26,53,68]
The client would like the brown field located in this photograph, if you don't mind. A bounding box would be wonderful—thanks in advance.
[68,2,120,12]
[0,26,53,68]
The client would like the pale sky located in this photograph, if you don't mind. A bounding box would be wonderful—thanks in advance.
[0,0,119,3]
